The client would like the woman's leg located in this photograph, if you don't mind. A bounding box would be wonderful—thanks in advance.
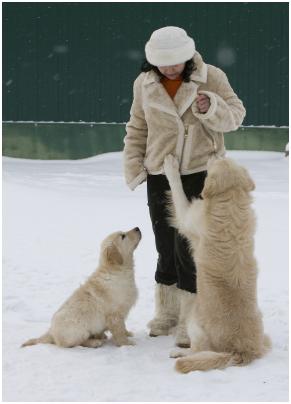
[147,174,180,336]
[147,174,178,285]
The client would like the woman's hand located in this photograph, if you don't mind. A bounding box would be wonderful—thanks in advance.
[196,93,210,113]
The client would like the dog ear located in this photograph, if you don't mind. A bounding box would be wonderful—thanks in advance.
[105,244,123,266]
[240,167,256,192]
[201,177,217,199]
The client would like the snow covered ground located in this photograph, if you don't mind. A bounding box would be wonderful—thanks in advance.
[3,150,289,402]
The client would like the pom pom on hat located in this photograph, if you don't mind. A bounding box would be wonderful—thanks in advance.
[145,26,196,66]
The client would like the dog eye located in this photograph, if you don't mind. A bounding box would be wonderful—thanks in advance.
[121,234,126,240]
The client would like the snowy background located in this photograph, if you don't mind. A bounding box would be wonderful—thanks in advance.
[3,150,288,402]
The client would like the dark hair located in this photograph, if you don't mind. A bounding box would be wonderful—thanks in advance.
[141,58,196,82]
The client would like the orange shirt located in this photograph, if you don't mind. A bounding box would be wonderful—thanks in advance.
[160,76,183,99]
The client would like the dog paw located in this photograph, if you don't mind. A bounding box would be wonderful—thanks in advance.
[169,348,190,358]
[164,154,180,178]
[126,330,134,337]
[115,338,136,347]
[120,341,136,347]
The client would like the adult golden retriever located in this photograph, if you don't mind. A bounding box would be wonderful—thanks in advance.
[22,228,141,349]
[164,155,271,372]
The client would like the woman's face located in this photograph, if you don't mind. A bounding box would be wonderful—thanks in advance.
[157,63,185,80]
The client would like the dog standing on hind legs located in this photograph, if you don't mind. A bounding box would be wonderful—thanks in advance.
[163,154,271,373]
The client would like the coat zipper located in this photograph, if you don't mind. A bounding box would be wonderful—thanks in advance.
[179,124,188,170]
[179,125,218,172]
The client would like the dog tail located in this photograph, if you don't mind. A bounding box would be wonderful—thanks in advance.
[263,334,272,352]
[175,351,245,373]
[21,331,54,348]
[176,335,272,373]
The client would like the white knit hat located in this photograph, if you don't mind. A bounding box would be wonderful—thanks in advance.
[145,26,196,66]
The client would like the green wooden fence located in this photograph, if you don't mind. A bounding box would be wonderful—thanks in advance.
[3,3,288,126]
[3,122,288,160]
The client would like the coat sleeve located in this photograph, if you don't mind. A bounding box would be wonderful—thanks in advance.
[123,75,148,190]
[192,69,246,133]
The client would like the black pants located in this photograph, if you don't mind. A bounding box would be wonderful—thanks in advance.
[147,171,207,293]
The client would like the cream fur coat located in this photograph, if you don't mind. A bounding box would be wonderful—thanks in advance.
[123,52,246,190]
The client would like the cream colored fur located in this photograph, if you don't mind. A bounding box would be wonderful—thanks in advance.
[124,51,246,190]
[148,283,180,336]
[164,154,271,373]
[175,289,195,348]
[22,228,141,349]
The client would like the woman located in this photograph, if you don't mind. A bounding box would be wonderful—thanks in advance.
[123,26,246,347]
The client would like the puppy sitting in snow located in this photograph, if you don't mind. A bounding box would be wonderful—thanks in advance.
[22,228,141,349]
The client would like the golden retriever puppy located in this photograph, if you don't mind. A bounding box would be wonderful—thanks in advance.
[22,228,141,349]
[164,154,271,372]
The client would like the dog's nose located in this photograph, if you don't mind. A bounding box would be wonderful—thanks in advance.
[134,227,140,233]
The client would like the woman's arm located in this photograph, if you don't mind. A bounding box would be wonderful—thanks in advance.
[123,74,148,190]
[192,68,246,133]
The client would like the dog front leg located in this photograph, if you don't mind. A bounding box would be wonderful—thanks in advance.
[164,155,192,237]
[107,314,135,347]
